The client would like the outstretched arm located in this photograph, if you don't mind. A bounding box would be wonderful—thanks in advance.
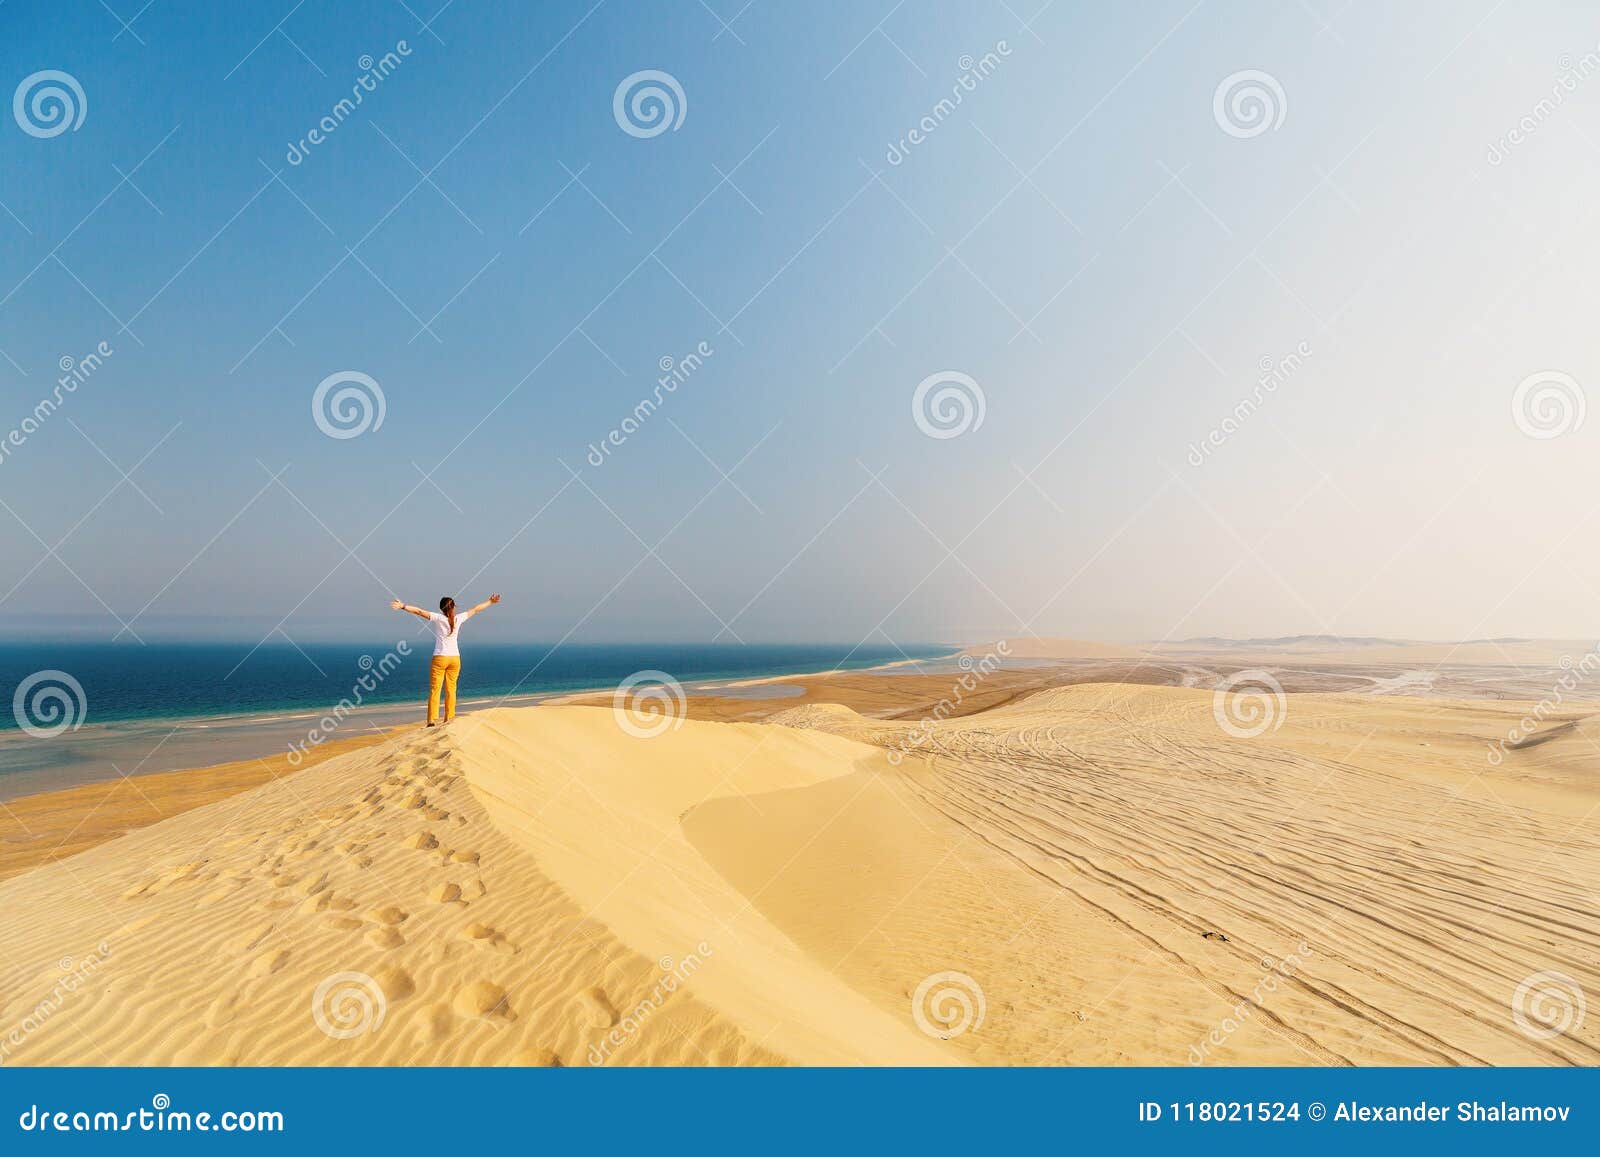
[390,598,433,620]
[464,593,502,616]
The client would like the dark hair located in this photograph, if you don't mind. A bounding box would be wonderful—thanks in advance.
[439,596,456,635]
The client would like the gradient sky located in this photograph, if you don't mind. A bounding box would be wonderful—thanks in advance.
[3,1,1600,646]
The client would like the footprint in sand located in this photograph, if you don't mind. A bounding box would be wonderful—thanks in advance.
[429,883,463,905]
[207,990,246,1028]
[299,890,334,914]
[325,915,363,931]
[405,831,438,850]
[372,965,415,1001]
[366,906,408,926]
[293,872,330,898]
[366,926,405,949]
[575,986,618,1028]
[230,922,275,955]
[459,923,516,954]
[511,1047,561,1067]
[248,948,290,976]
[448,850,479,865]
[410,1002,456,1045]
[453,980,513,1020]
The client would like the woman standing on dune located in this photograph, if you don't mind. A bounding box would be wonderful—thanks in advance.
[390,593,501,725]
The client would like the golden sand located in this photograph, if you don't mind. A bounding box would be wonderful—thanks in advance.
[1,662,1596,1065]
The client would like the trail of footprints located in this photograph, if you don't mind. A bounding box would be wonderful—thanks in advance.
[119,746,611,1060]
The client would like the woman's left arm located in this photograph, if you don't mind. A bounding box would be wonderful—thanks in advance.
[466,593,502,615]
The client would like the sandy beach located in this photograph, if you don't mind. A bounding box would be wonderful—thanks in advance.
[1,641,1596,1066]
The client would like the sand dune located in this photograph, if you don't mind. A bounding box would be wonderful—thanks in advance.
[1,681,1595,1066]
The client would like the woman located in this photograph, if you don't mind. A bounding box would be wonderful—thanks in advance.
[390,593,501,725]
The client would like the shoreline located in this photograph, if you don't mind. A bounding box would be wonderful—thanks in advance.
[7,645,1593,885]
[0,647,964,805]
[3,661,1595,1064]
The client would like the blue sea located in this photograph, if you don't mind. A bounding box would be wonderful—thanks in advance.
[0,641,952,799]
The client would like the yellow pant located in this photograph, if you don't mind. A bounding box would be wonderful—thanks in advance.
[428,655,461,723]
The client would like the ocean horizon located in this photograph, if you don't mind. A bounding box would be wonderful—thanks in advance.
[1,641,955,732]
[0,641,955,800]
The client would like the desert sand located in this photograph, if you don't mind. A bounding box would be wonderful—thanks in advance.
[1,654,1596,1066]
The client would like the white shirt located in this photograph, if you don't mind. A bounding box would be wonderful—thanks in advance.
[428,609,474,657]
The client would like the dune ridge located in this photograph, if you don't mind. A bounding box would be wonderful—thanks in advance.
[1,682,1595,1066]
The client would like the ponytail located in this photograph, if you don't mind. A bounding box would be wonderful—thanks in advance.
[439,596,457,636]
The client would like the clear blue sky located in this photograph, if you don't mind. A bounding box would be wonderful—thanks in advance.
[3,1,1598,645]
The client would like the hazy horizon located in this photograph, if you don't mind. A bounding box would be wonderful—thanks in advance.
[7,2,1600,652]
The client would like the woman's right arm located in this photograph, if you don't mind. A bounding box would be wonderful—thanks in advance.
[390,598,432,620]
